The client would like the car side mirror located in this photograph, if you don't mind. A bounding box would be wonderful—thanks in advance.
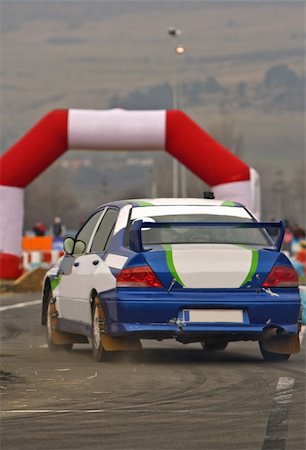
[74,240,86,255]
[64,237,86,255]
[63,237,75,255]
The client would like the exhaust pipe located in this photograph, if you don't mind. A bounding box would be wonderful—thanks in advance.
[262,327,287,340]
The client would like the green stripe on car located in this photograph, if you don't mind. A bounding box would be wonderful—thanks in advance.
[240,250,259,287]
[163,244,185,287]
[135,200,154,206]
[221,200,236,206]
[51,274,62,291]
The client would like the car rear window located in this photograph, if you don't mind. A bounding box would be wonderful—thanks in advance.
[127,206,271,248]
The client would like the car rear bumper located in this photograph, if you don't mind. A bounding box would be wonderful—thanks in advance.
[98,287,301,340]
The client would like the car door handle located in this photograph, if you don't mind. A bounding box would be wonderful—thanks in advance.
[73,262,80,267]
[92,260,99,266]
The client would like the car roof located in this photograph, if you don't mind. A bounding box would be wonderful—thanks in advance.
[102,198,242,208]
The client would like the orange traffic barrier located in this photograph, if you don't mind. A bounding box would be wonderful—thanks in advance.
[22,236,53,251]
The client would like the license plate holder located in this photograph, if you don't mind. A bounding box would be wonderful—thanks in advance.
[183,309,244,323]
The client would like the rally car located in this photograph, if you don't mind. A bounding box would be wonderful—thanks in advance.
[41,198,301,361]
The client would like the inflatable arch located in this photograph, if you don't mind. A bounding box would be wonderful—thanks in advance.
[0,109,260,278]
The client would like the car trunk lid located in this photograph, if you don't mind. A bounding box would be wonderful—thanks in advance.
[142,244,276,289]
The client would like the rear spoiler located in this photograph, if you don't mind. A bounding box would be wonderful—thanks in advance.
[129,219,285,253]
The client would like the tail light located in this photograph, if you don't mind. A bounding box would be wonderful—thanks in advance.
[262,265,299,288]
[117,265,163,288]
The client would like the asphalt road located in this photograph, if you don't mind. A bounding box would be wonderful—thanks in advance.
[0,293,305,450]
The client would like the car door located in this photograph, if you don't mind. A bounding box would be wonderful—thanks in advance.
[56,208,120,326]
[56,209,106,323]
[88,207,120,293]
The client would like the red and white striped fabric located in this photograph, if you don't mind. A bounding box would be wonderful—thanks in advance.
[0,109,260,278]
[22,250,64,271]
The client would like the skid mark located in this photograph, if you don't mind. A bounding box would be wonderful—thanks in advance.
[262,377,295,450]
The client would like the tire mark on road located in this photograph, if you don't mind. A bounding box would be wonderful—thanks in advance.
[262,376,295,450]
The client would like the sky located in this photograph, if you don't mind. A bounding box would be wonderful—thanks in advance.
[0,0,305,224]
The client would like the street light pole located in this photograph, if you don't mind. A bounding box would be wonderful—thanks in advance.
[167,27,185,198]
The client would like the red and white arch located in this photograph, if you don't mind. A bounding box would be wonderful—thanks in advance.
[0,109,260,278]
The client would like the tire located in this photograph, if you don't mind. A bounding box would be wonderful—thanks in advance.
[259,342,291,361]
[201,340,228,352]
[46,289,73,352]
[91,302,107,362]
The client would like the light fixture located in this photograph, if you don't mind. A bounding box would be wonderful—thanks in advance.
[175,46,185,55]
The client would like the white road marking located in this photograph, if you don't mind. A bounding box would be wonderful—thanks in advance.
[0,299,41,312]
[2,409,107,414]
[1,408,271,416]
[262,377,295,450]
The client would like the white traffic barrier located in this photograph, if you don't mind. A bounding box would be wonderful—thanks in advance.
[22,250,64,271]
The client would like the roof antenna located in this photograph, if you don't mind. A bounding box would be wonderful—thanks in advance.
[203,191,215,199]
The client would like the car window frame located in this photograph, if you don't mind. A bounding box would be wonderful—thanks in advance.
[74,208,106,254]
[89,207,119,254]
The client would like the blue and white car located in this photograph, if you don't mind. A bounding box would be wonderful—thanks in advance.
[42,198,301,361]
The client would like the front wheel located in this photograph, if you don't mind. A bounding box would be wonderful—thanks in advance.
[259,342,290,361]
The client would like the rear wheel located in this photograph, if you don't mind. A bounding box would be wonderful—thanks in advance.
[259,342,290,361]
[201,340,228,352]
[92,302,107,362]
[46,290,73,352]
